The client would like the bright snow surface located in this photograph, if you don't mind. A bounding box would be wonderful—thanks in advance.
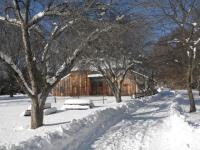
[0,90,200,150]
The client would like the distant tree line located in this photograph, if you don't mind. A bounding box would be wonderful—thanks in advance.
[147,0,200,112]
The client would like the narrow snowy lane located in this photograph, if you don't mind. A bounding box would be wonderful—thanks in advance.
[88,92,176,150]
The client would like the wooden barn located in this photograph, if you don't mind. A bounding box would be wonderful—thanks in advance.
[52,71,138,96]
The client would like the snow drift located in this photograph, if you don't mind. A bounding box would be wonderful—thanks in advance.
[0,104,128,150]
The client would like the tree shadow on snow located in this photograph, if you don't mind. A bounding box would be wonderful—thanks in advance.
[43,121,71,126]
[175,97,200,106]
[0,95,29,101]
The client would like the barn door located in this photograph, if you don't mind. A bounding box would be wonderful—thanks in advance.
[90,77,103,95]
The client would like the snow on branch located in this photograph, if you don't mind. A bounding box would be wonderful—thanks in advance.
[42,20,76,63]
[131,59,142,64]
[52,24,70,38]
[0,16,21,26]
[194,38,200,45]
[131,70,149,79]
[28,6,70,27]
[28,11,45,27]
[168,38,181,44]
[46,48,81,86]
[0,51,33,95]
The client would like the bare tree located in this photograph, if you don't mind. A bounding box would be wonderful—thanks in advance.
[153,0,200,112]
[0,0,113,129]
[86,23,148,102]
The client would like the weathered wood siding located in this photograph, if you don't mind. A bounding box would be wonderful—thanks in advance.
[52,71,138,96]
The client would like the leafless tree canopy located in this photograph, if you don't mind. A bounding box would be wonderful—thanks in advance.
[81,20,149,102]
[149,0,200,112]
[0,0,118,128]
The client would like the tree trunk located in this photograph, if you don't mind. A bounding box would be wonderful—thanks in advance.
[198,86,200,96]
[31,97,44,129]
[187,51,196,113]
[9,92,13,97]
[115,90,122,103]
[187,87,196,112]
[113,87,122,103]
[198,79,200,96]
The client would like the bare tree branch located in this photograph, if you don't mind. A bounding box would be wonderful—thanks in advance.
[0,16,21,26]
[28,3,70,27]
[0,51,33,95]
[13,0,24,22]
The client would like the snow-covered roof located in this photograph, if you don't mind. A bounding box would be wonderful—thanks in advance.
[61,73,71,80]
[88,74,103,78]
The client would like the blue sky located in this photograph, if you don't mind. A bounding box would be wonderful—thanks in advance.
[0,0,177,41]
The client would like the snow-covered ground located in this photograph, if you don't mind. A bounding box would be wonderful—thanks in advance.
[0,95,131,149]
[0,90,200,150]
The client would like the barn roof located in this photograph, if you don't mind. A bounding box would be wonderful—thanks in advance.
[87,74,103,78]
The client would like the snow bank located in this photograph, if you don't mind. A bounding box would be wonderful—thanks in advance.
[4,105,129,150]
[61,104,90,110]
[44,107,57,116]
[64,99,92,105]
[1,93,159,150]
[159,96,200,150]
[61,99,95,110]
